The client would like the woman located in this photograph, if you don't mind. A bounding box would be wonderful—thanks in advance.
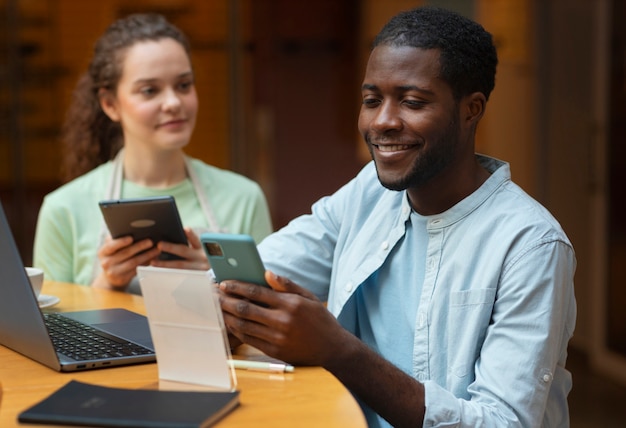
[33,13,272,292]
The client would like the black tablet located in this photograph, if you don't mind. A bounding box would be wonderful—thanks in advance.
[98,196,187,260]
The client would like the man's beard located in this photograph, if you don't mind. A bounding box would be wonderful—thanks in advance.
[369,114,460,191]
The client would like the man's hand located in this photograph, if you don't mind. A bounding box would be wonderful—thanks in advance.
[219,270,426,427]
[218,271,348,366]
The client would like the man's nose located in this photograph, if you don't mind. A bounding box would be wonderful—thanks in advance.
[371,101,402,132]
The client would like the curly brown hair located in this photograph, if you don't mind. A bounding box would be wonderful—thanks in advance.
[61,13,190,182]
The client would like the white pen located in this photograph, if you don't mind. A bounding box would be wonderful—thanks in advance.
[228,359,295,373]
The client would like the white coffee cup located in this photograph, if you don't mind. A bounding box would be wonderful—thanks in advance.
[25,267,44,299]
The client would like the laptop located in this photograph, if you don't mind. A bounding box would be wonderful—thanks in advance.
[0,201,156,372]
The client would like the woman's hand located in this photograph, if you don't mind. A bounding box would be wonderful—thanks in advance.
[92,235,160,290]
[150,227,210,271]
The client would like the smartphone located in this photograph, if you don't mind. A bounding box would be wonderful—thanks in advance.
[99,196,187,260]
[200,233,269,287]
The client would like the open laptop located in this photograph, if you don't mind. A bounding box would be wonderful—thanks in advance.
[0,201,156,372]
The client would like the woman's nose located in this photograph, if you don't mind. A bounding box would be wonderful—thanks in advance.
[162,88,182,112]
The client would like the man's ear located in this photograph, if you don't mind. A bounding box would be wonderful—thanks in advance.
[98,88,120,122]
[462,92,486,128]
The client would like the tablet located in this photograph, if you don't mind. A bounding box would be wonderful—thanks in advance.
[98,196,187,260]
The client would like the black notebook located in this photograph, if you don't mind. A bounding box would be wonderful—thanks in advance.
[18,380,239,428]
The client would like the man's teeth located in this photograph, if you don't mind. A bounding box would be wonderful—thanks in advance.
[377,144,410,152]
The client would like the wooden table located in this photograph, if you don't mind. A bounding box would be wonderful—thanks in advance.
[0,281,366,427]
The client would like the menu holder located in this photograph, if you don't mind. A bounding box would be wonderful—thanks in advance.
[137,266,237,391]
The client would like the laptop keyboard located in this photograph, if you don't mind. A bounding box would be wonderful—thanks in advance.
[43,313,153,361]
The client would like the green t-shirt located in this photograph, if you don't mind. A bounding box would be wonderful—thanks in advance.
[33,158,273,285]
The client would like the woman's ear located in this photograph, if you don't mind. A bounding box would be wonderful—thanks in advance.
[98,88,120,122]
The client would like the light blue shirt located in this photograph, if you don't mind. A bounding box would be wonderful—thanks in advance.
[259,155,576,427]
[346,211,427,373]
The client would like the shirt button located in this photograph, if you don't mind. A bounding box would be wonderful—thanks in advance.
[418,313,426,327]
[542,373,552,382]
[345,282,354,292]
[381,241,389,251]
[402,206,410,215]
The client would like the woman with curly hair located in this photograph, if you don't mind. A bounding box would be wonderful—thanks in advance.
[33,13,272,292]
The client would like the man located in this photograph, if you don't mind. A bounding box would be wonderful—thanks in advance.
[218,6,576,427]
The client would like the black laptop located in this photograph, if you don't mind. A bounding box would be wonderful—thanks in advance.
[0,201,156,371]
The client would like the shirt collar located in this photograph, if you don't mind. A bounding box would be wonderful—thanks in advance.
[403,154,511,230]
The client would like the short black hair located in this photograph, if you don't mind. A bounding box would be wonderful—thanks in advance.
[373,6,497,101]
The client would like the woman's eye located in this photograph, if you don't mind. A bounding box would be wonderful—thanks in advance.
[140,87,157,96]
[178,80,194,92]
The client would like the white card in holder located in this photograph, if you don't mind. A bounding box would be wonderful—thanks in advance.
[137,266,236,391]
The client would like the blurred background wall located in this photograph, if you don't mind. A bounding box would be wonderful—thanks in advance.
[1,0,625,410]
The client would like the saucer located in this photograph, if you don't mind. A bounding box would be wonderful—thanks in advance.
[38,294,60,308]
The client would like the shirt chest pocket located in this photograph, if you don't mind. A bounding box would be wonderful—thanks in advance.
[446,288,497,379]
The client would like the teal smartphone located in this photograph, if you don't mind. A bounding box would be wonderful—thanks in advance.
[200,233,269,287]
